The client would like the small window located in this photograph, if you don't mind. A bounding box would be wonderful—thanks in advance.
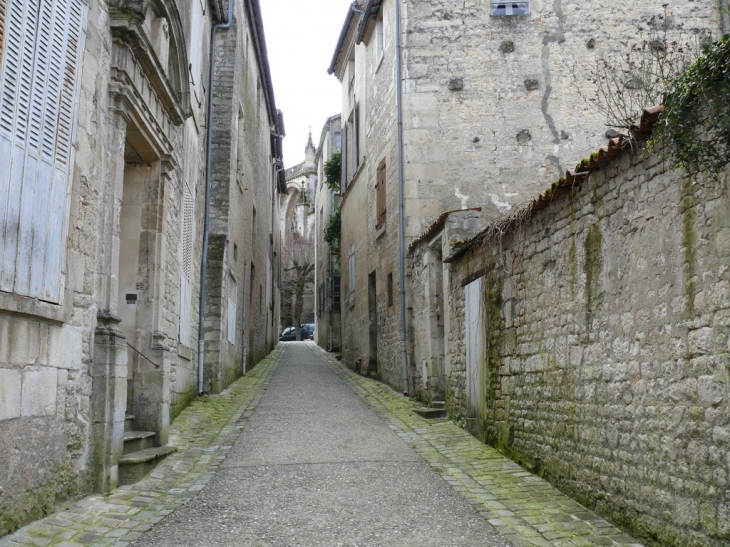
[387,273,393,307]
[333,276,341,310]
[375,159,386,229]
[490,1,529,15]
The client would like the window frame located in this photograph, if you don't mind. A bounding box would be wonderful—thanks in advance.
[489,1,530,16]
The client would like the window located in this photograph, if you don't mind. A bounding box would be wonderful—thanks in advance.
[353,104,360,171]
[387,273,393,307]
[490,1,529,15]
[340,122,348,192]
[236,108,245,187]
[189,0,206,112]
[179,180,195,345]
[332,276,341,311]
[375,159,386,229]
[348,244,355,303]
[233,243,238,262]
[0,0,87,303]
[227,274,238,344]
[375,18,384,66]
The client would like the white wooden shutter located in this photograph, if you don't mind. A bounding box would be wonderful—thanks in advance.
[227,274,237,344]
[0,0,86,303]
[0,0,7,72]
[178,182,194,346]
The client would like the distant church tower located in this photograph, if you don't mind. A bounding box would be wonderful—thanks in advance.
[280,129,318,243]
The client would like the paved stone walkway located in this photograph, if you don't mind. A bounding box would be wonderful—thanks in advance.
[0,343,644,547]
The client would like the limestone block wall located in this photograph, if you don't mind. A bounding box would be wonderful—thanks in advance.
[401,0,722,234]
[446,144,730,546]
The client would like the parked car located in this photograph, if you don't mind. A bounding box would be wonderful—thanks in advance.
[279,326,297,341]
[279,324,315,341]
[300,323,315,340]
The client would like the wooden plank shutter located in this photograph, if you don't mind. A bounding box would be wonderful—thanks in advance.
[227,274,237,344]
[340,122,347,193]
[376,160,386,229]
[0,0,86,302]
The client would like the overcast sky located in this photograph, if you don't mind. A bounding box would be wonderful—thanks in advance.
[259,0,352,168]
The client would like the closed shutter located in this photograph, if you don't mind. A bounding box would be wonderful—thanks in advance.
[375,159,386,229]
[178,182,194,346]
[227,274,237,344]
[0,0,7,72]
[340,123,347,192]
[0,0,86,303]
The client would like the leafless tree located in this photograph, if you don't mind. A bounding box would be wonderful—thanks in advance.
[281,234,315,340]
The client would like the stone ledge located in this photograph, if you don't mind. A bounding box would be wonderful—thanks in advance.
[0,292,65,324]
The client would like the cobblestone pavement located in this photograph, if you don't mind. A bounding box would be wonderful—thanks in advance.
[0,343,644,547]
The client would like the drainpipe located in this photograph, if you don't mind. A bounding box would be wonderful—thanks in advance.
[395,0,409,396]
[721,0,730,35]
[198,0,234,395]
[240,260,248,375]
[327,118,334,352]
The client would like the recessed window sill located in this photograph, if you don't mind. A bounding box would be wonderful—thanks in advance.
[375,223,386,240]
[0,291,65,324]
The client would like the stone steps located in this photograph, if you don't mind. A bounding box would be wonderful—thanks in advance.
[119,446,178,485]
[123,430,156,455]
[413,407,446,419]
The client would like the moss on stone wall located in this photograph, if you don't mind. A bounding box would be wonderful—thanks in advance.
[680,177,698,315]
[583,223,603,331]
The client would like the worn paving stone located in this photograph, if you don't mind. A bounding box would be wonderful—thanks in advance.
[1,344,645,546]
[312,346,644,547]
[0,349,281,547]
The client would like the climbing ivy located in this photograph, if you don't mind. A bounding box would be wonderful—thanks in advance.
[324,206,341,265]
[654,36,730,179]
[324,150,342,194]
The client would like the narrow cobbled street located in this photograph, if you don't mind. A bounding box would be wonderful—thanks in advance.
[1,344,642,547]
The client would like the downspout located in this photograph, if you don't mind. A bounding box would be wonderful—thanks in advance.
[395,0,409,395]
[198,0,234,395]
[721,0,730,35]
[240,260,248,375]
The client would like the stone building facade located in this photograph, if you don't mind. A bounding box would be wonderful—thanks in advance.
[410,123,730,545]
[0,0,283,536]
[328,0,723,391]
[313,115,342,351]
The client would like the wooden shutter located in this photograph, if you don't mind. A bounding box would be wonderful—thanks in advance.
[0,0,7,71]
[340,122,347,193]
[178,183,194,346]
[0,0,86,302]
[227,274,237,344]
[376,160,386,229]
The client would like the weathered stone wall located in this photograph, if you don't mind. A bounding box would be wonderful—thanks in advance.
[335,0,722,395]
[446,144,730,546]
[314,116,342,352]
[0,0,281,535]
[401,0,722,233]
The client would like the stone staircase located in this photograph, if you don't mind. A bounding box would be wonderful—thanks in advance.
[119,414,177,485]
[413,399,446,419]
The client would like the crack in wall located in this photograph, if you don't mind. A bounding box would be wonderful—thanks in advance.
[540,0,566,176]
